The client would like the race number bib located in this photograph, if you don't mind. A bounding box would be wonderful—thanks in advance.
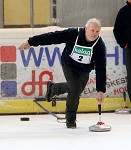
[70,45,92,64]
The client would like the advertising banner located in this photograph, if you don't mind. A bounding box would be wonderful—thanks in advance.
[0,27,127,100]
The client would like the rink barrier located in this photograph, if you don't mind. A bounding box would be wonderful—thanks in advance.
[0,97,131,114]
[0,27,129,114]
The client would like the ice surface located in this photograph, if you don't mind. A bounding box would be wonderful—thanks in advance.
[0,113,131,150]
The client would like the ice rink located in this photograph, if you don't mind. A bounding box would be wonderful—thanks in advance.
[0,112,131,150]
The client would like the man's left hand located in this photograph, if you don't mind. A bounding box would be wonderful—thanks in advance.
[97,91,104,103]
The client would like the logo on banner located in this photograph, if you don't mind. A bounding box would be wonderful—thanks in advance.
[0,46,17,97]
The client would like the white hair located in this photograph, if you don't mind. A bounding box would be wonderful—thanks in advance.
[85,18,101,27]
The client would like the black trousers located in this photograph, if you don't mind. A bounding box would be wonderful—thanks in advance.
[52,62,89,121]
[125,48,131,102]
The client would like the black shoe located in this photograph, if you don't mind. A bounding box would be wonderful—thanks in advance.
[66,120,76,129]
[45,81,54,102]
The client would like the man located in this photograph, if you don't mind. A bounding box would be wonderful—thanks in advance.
[18,18,106,129]
[113,0,131,102]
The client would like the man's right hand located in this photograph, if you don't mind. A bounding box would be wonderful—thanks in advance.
[18,41,30,51]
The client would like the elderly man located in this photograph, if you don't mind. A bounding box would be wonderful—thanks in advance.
[18,18,106,129]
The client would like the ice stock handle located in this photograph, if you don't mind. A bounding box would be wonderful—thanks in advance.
[98,104,101,115]
[123,91,126,102]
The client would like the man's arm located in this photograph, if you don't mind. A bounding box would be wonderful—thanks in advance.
[94,39,106,103]
[18,28,78,50]
[113,10,127,48]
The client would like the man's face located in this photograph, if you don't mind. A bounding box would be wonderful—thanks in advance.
[85,22,101,42]
[128,0,131,2]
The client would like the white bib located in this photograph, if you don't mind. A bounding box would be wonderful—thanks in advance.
[70,34,100,64]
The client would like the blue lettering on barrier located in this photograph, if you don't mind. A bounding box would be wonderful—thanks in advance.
[45,47,61,66]
[20,47,61,67]
[106,46,126,65]
[20,45,125,67]
[106,46,119,65]
[20,47,43,67]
